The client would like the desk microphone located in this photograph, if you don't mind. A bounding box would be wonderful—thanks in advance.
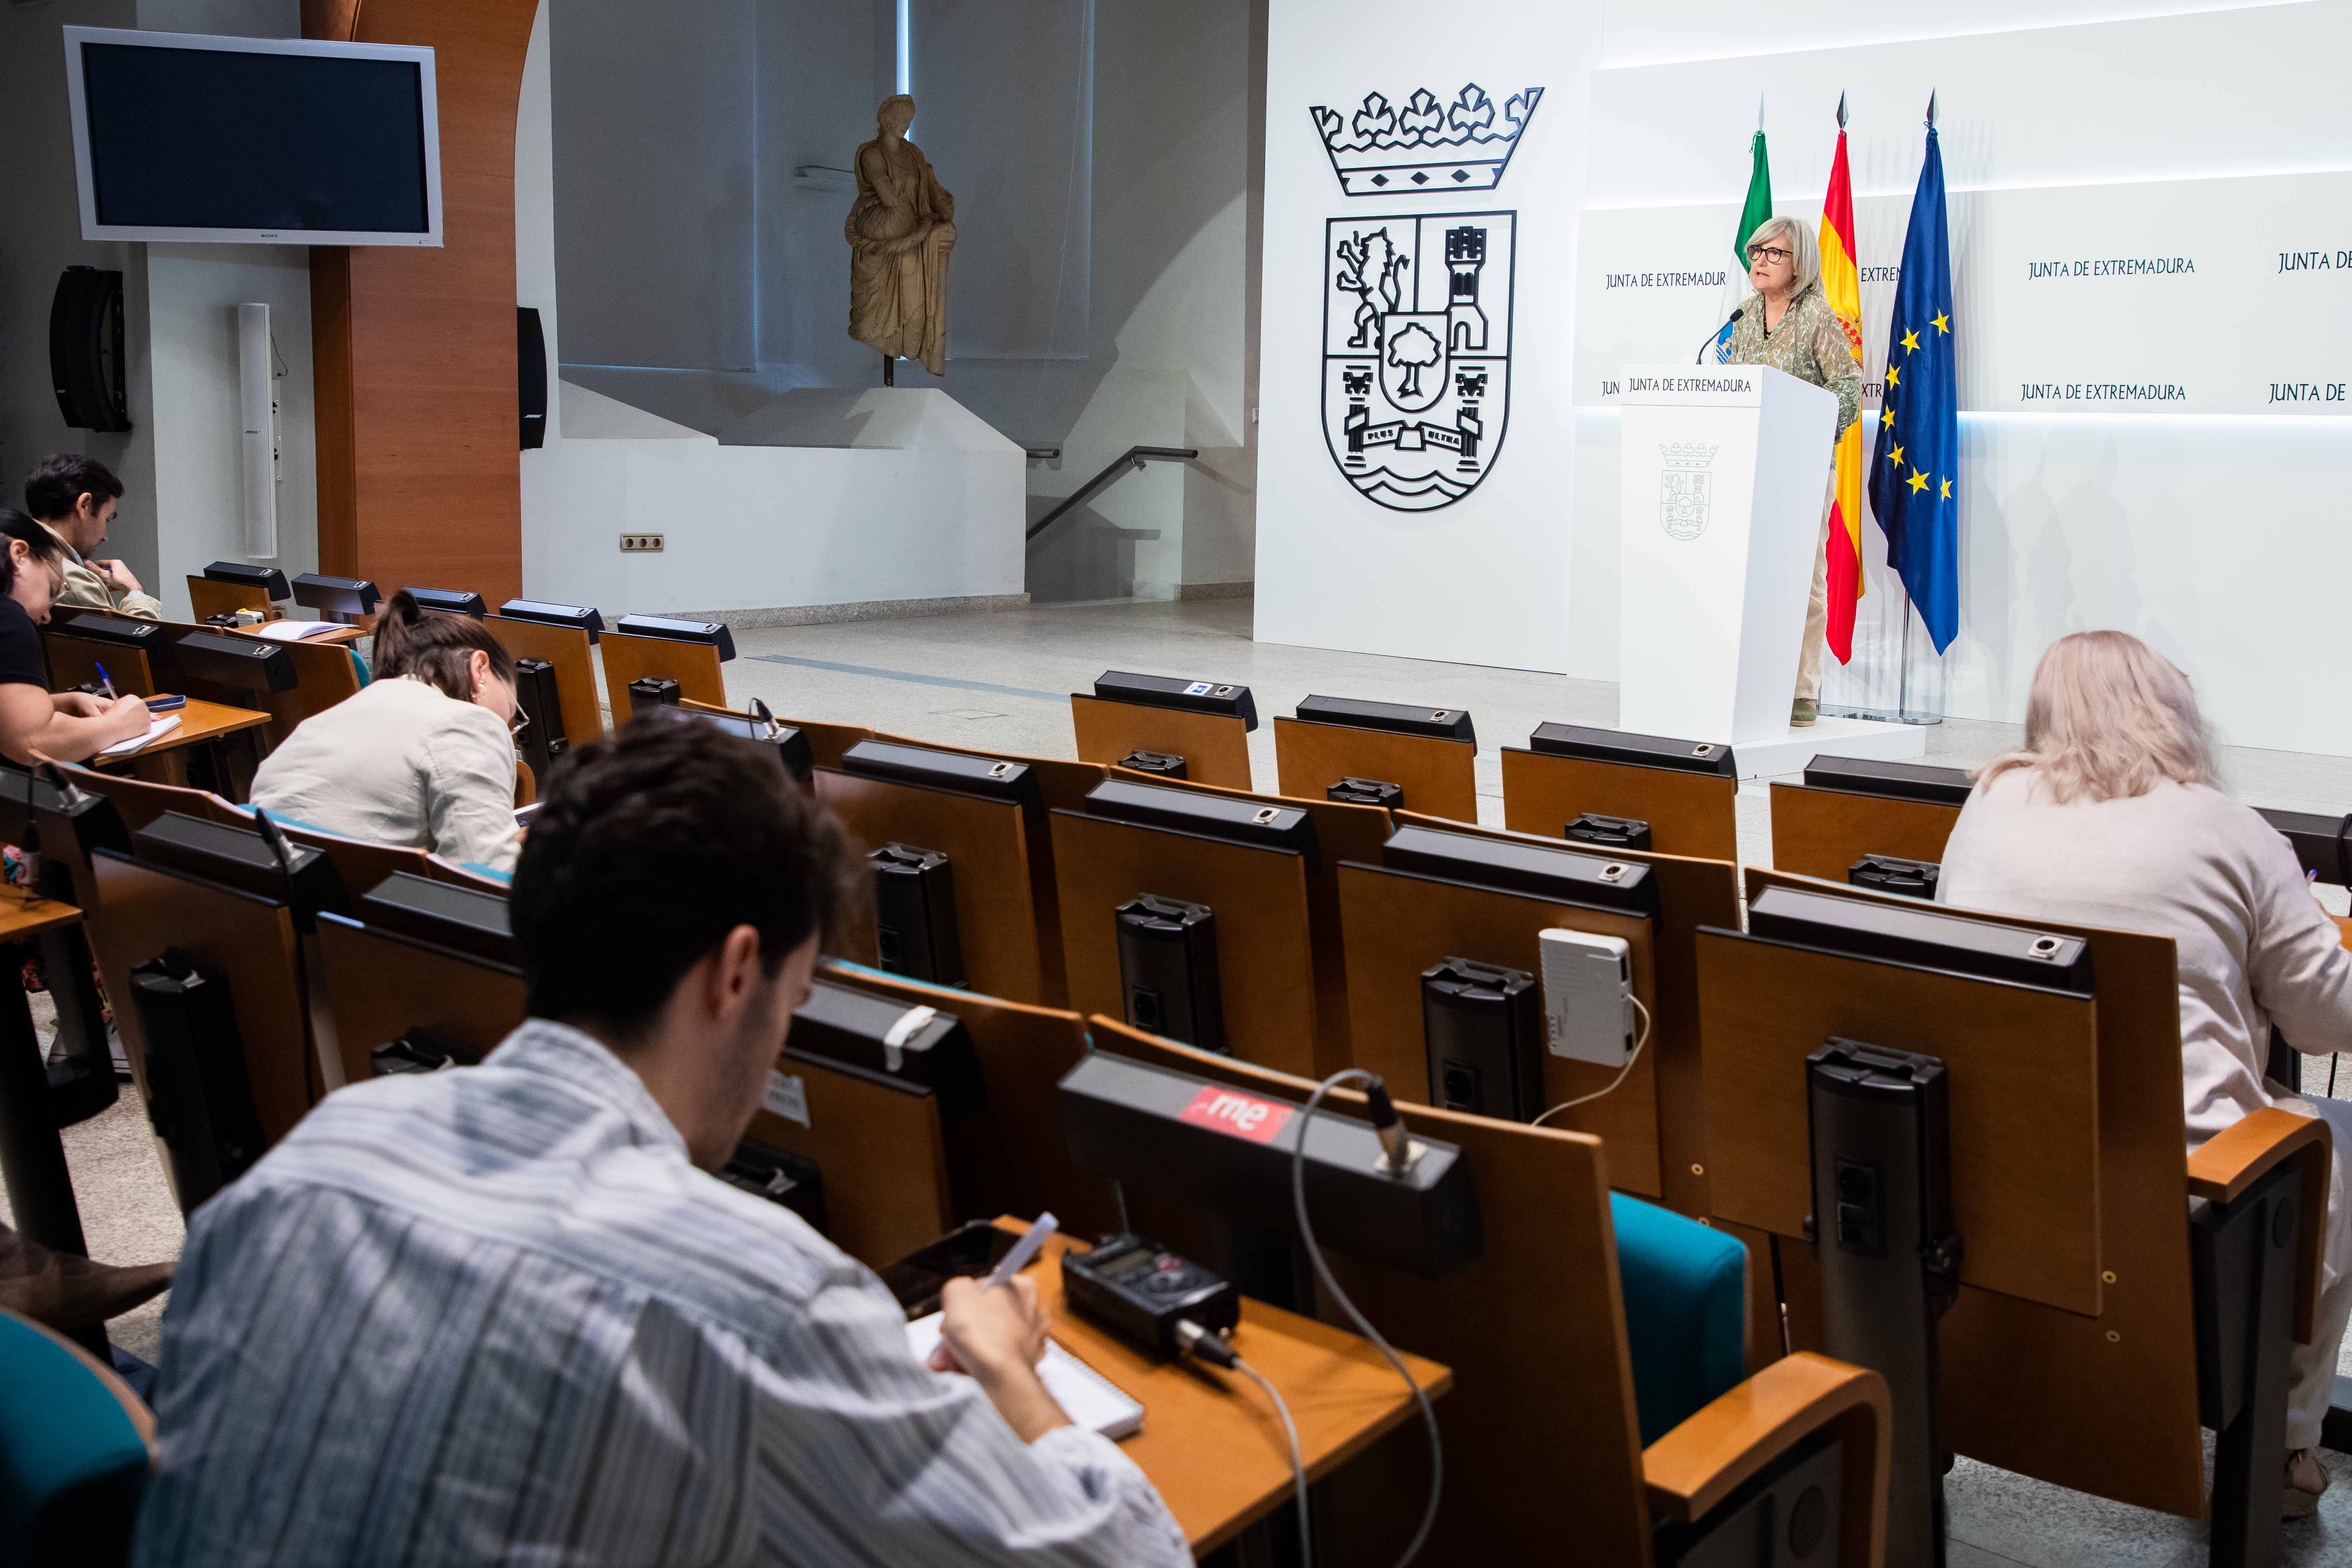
[1694,308,1743,365]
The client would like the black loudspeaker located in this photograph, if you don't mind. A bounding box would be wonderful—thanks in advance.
[871,843,962,985]
[50,267,131,433]
[1422,957,1543,1121]
[518,307,548,451]
[1115,894,1224,1052]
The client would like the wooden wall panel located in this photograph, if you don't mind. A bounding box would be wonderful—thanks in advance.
[306,0,538,606]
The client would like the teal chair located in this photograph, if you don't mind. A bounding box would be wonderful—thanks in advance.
[0,1309,153,1565]
[1612,1191,1750,1445]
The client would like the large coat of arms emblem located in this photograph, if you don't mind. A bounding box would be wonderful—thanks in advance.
[1321,211,1515,512]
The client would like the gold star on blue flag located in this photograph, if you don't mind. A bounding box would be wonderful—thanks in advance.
[1866,121,1960,653]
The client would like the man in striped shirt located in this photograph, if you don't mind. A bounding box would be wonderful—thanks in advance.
[132,718,1191,1566]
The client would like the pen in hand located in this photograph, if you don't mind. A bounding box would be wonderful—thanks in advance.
[94,663,117,701]
[927,1212,1059,1373]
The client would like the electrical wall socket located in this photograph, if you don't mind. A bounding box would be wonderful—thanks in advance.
[619,532,665,553]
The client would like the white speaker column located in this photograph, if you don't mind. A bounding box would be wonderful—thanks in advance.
[236,302,278,559]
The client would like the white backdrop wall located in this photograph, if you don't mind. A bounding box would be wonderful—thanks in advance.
[1254,0,1605,671]
[1563,0,2352,755]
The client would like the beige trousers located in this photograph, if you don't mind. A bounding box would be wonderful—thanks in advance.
[1794,470,1837,703]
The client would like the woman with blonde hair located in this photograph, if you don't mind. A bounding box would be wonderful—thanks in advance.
[1721,214,1862,726]
[1938,629,2352,1519]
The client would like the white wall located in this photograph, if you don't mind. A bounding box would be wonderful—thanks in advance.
[552,0,758,371]
[546,0,1259,603]
[0,0,150,581]
[1253,0,1604,670]
[518,0,562,593]
[1565,0,2352,755]
[143,244,318,600]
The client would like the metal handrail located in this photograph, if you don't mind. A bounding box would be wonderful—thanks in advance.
[1025,445,1198,542]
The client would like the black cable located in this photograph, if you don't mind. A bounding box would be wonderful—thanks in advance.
[1291,1069,1442,1568]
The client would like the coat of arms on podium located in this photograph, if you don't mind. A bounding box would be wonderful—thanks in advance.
[1322,211,1515,512]
[1658,442,1719,540]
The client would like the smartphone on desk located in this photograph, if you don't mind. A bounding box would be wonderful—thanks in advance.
[876,1221,1020,1320]
[144,694,187,712]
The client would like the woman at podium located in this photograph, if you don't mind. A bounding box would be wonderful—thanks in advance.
[1721,215,1861,727]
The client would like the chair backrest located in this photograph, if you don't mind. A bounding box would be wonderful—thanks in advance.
[1272,714,1478,822]
[1071,692,1253,789]
[866,735,1107,1007]
[185,576,273,621]
[59,766,247,833]
[484,613,603,748]
[1086,1017,1655,1565]
[0,1307,151,1565]
[1735,867,2206,1517]
[815,768,1047,1004]
[313,915,528,1088]
[599,631,725,724]
[1611,1192,1749,1445]
[1499,746,1739,861]
[1049,809,1320,1076]
[818,961,1118,1237]
[1768,781,1962,882]
[42,633,156,698]
[745,1048,951,1267]
[1390,813,1740,1220]
[88,848,315,1147]
[1090,774,1390,1078]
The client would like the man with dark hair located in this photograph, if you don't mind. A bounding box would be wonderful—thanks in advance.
[23,453,159,620]
[133,719,1188,1567]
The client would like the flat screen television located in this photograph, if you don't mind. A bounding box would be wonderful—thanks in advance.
[64,28,442,246]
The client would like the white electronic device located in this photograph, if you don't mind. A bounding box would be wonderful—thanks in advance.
[1538,928,1635,1067]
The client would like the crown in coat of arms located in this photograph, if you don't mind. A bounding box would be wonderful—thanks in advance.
[1660,442,1720,468]
[1310,83,1543,196]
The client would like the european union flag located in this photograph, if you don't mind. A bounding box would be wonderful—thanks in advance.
[1866,122,1960,653]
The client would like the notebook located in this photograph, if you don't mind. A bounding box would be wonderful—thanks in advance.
[905,1314,1145,1441]
[253,620,344,642]
[99,713,182,757]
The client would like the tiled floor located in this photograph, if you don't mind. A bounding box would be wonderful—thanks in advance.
[14,594,2351,1562]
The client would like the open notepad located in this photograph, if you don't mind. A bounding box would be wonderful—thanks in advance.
[905,1314,1144,1441]
[98,713,182,758]
[252,619,345,642]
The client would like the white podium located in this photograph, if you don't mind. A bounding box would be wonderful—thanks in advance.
[1615,363,1923,778]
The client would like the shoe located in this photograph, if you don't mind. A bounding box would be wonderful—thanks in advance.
[2284,1446,2330,1520]
[0,1222,172,1333]
[1791,698,1818,728]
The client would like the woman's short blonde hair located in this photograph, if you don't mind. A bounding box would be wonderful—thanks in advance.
[1976,630,2220,804]
[1745,215,1822,301]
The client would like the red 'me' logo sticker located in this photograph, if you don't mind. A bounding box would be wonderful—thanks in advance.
[1177,1085,1295,1145]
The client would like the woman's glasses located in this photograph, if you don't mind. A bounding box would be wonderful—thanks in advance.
[1746,244,1794,265]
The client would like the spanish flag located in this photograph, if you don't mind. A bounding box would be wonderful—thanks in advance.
[1817,118,1865,663]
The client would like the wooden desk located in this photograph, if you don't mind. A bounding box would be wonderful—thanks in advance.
[488,614,603,747]
[1019,1227,1453,1555]
[601,632,725,724]
[110,699,272,797]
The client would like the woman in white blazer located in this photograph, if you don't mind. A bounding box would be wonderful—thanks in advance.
[252,589,524,876]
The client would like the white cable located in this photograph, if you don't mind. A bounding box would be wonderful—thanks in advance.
[1290,1069,1443,1568]
[1531,993,1653,1127]
[1231,1351,1310,1565]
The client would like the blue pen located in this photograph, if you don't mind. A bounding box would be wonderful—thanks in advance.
[94,663,117,701]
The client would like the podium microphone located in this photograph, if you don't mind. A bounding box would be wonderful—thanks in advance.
[1694,308,1743,365]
